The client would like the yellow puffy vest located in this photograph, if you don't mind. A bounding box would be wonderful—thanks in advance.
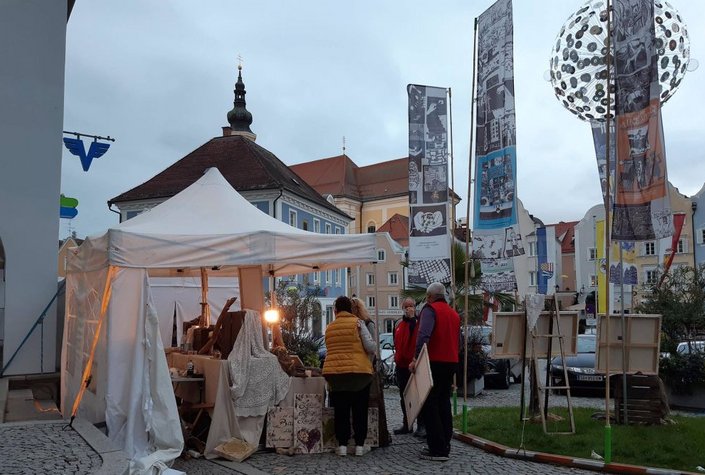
[322,312,373,376]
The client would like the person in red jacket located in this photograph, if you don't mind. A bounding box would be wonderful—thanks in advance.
[393,297,423,436]
[410,282,460,462]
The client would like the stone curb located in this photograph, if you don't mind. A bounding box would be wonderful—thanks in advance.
[71,418,130,475]
[453,431,699,475]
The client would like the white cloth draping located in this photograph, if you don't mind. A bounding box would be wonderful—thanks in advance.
[228,309,290,417]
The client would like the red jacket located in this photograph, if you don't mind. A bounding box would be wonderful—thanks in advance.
[394,318,418,369]
[427,301,460,363]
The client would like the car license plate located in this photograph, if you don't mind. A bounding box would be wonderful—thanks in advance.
[577,375,603,382]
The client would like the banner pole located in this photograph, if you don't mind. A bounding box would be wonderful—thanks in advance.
[619,244,628,425]
[462,16,479,429]
[604,0,613,463]
[448,86,459,412]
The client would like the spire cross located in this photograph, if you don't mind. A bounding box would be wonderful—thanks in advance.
[342,136,346,154]
[237,54,244,70]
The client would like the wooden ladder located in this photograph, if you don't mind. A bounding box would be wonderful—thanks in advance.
[529,295,575,435]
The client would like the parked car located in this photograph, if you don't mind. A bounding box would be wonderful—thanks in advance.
[676,340,705,355]
[461,325,514,389]
[550,334,606,394]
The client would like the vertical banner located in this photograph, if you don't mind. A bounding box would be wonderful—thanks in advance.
[407,84,451,285]
[659,213,686,285]
[611,0,673,242]
[596,220,607,314]
[609,241,638,285]
[536,227,556,295]
[472,0,519,292]
[590,121,616,204]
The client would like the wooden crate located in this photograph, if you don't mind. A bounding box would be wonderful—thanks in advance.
[614,373,669,425]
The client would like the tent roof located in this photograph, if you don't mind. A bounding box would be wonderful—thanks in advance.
[69,168,376,275]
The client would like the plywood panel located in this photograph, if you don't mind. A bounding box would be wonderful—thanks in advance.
[403,344,432,426]
[596,314,661,374]
[493,311,579,358]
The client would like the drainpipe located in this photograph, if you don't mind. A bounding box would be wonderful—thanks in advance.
[272,188,284,219]
[108,203,122,223]
[359,202,364,234]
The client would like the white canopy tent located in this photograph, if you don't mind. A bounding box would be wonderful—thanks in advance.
[62,168,377,473]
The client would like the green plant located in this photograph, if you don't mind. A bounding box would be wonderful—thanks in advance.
[265,281,323,365]
[659,351,705,395]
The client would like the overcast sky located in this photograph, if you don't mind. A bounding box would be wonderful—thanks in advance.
[60,0,705,239]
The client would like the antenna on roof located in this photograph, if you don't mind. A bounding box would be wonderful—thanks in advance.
[342,136,346,154]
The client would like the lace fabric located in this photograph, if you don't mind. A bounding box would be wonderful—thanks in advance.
[228,309,290,417]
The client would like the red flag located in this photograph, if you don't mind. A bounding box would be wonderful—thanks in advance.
[657,213,686,288]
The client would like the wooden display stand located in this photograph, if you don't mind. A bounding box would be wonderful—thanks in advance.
[596,314,661,375]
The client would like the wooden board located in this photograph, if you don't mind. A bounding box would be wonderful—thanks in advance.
[493,311,579,358]
[403,344,433,426]
[596,314,661,375]
[265,406,294,448]
[293,393,323,453]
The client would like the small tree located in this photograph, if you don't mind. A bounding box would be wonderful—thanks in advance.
[636,264,705,351]
[265,281,323,366]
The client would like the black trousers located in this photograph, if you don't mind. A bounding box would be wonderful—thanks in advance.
[396,366,424,430]
[330,383,371,446]
[421,362,457,457]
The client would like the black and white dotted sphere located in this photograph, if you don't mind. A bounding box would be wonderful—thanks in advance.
[549,0,690,122]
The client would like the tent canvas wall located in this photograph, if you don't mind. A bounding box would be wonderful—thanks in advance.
[62,168,377,473]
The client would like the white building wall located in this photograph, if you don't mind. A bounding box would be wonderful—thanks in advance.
[574,204,605,303]
[0,1,67,375]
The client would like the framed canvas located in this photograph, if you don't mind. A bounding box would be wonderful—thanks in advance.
[403,344,433,426]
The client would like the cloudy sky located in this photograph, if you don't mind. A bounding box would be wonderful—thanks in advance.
[60,0,705,238]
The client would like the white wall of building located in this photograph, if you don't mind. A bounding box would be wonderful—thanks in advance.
[0,1,67,374]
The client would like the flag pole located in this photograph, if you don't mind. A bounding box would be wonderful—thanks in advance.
[603,0,613,462]
[462,15,479,434]
[448,86,459,415]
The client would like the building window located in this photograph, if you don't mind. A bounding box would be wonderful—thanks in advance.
[676,239,686,254]
[700,228,705,245]
[377,249,386,262]
[366,296,376,308]
[529,271,536,286]
[389,295,399,308]
[335,268,341,285]
[302,220,309,231]
[645,269,658,285]
[325,223,332,234]
[528,242,537,257]
[388,272,398,285]
[589,274,597,287]
[644,242,655,256]
[335,226,342,234]
[326,306,334,325]
[326,270,332,283]
[289,210,297,227]
[125,210,143,220]
[384,319,395,333]
[367,222,376,233]
[313,271,319,284]
[314,219,320,233]
[366,273,375,286]
[588,247,597,261]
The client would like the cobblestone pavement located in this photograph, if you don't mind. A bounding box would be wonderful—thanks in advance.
[1,421,102,475]
[173,383,597,474]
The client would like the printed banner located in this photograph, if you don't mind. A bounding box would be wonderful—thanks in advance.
[611,0,672,241]
[407,84,451,285]
[472,0,519,292]
[609,241,638,285]
[536,227,557,295]
[590,121,616,204]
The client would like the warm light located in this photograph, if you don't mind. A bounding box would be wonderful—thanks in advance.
[264,309,280,324]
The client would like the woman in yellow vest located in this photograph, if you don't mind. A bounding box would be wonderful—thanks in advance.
[322,295,376,456]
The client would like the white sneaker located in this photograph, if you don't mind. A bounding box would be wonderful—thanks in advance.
[337,445,347,456]
[355,446,365,456]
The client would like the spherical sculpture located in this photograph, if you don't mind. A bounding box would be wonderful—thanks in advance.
[550,0,690,121]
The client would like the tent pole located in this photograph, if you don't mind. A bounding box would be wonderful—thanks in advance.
[70,265,117,424]
[373,262,381,361]
[200,267,211,327]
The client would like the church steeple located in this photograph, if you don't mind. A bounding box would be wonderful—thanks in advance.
[225,63,256,141]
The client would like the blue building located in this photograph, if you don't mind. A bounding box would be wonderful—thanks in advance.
[109,66,352,335]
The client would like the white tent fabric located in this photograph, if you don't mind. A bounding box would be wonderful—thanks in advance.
[62,168,377,473]
[149,276,240,348]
